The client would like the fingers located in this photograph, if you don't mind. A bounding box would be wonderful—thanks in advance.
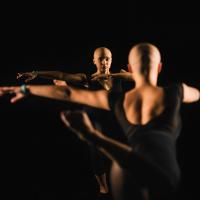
[0,87,15,97]
[0,87,15,92]
[10,93,25,103]
[17,72,28,79]
[16,73,23,79]
[17,72,36,82]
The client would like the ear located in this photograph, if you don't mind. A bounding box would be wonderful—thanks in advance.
[158,62,162,74]
[127,64,132,73]
[93,58,96,65]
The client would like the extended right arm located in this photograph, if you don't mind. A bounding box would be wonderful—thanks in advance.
[0,85,110,110]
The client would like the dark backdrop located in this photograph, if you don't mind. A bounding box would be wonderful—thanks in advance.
[0,21,199,200]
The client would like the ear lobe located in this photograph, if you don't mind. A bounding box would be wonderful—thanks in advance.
[158,62,162,74]
[127,64,132,73]
[93,59,96,65]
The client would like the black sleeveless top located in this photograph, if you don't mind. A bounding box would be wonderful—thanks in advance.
[84,75,123,132]
[108,83,183,189]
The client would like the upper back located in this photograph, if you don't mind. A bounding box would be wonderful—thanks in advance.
[123,85,165,125]
[108,83,183,138]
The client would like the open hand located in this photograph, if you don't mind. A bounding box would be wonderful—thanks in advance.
[17,71,38,83]
[0,86,26,103]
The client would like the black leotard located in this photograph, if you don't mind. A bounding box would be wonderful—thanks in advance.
[84,75,127,175]
[108,83,183,192]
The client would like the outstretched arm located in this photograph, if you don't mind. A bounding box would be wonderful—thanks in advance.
[91,69,133,82]
[111,69,133,81]
[182,83,200,103]
[17,71,87,84]
[0,85,110,110]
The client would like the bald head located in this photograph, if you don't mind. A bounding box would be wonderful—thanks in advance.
[128,43,162,84]
[93,47,112,58]
[128,43,161,66]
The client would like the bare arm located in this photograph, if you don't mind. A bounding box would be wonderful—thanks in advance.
[182,83,200,103]
[17,71,87,84]
[110,72,133,81]
[28,85,109,109]
[0,85,110,110]
[91,69,133,82]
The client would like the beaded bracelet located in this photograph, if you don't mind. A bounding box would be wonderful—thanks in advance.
[20,84,30,95]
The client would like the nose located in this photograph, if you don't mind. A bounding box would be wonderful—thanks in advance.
[101,59,107,65]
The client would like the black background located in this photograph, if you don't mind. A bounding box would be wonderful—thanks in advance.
[0,6,199,200]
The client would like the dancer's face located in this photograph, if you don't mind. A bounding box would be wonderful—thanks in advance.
[93,48,112,74]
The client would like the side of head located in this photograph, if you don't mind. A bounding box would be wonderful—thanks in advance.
[93,47,112,74]
[128,43,162,82]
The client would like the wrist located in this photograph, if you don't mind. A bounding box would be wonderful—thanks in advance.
[20,84,30,96]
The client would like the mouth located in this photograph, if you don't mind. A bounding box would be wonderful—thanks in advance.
[101,65,108,69]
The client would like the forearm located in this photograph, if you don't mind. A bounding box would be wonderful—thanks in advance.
[110,72,133,81]
[25,85,109,109]
[36,71,86,83]
[36,71,64,80]
[26,85,70,101]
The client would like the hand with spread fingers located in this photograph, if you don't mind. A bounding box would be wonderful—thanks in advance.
[17,71,38,83]
[0,86,26,103]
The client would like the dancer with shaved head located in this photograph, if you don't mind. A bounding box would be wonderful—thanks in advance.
[16,46,132,199]
[17,46,131,90]
[1,43,199,199]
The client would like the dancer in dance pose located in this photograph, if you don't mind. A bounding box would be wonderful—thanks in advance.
[1,43,199,199]
[17,47,132,90]
[16,47,133,199]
